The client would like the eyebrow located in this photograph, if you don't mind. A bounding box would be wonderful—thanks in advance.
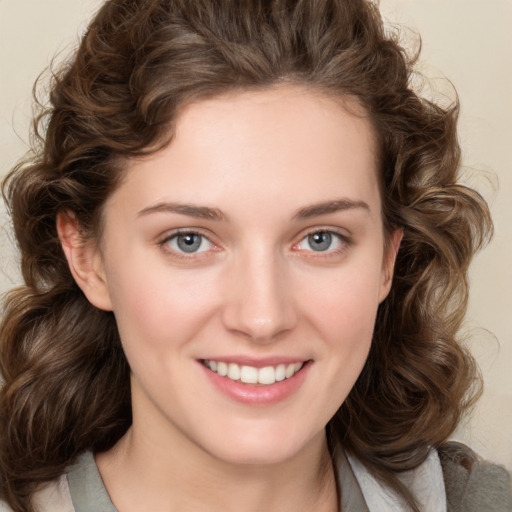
[293,199,370,219]
[137,198,370,222]
[137,202,227,221]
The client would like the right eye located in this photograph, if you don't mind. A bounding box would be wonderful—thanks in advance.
[162,232,214,254]
[295,230,346,253]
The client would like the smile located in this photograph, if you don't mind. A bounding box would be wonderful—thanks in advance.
[202,360,304,385]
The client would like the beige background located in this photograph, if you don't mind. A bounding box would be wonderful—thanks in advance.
[1,0,511,470]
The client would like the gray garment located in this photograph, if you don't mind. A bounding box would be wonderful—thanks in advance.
[439,442,512,512]
[67,452,116,512]
[64,443,511,512]
[65,450,369,512]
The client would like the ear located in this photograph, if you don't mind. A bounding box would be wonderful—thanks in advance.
[56,211,113,311]
[378,228,403,303]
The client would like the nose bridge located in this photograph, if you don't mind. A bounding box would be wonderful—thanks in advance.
[222,244,296,341]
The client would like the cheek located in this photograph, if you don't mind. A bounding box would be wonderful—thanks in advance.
[287,264,383,424]
[298,260,382,393]
[301,261,383,340]
[105,259,220,356]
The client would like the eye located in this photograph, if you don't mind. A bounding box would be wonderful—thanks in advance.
[164,232,213,254]
[296,231,345,253]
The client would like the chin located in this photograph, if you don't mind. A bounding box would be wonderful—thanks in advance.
[209,444,299,467]
[199,424,323,467]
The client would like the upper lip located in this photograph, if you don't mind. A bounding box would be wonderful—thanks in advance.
[199,356,310,368]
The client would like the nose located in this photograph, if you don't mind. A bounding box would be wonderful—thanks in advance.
[221,248,298,343]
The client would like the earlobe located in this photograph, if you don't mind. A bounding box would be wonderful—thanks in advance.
[379,228,403,302]
[56,212,113,311]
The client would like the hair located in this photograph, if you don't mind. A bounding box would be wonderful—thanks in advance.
[0,0,493,511]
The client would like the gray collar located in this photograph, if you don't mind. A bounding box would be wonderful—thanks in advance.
[66,447,445,512]
[67,452,118,512]
[66,449,367,512]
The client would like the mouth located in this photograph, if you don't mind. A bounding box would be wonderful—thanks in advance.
[201,359,307,386]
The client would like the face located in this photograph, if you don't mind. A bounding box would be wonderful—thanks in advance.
[69,87,400,466]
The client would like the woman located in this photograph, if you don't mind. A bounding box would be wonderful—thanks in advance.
[0,0,510,511]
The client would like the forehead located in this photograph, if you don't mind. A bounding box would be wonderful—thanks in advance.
[171,86,377,174]
[110,86,381,222]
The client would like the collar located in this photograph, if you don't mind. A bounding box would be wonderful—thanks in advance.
[339,447,447,512]
[62,447,447,512]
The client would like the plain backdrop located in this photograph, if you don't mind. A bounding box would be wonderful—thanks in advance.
[1,0,511,471]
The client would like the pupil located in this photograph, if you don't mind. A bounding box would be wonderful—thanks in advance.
[309,232,331,251]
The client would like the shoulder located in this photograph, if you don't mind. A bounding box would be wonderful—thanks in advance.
[438,441,512,512]
[0,474,74,512]
[0,451,115,512]
[0,500,13,512]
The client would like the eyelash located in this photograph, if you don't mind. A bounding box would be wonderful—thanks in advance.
[157,228,350,259]
[157,229,218,259]
[292,229,350,257]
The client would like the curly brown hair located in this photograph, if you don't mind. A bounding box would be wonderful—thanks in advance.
[0,0,492,511]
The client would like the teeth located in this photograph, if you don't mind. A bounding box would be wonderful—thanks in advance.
[217,361,228,376]
[227,363,241,380]
[285,363,296,378]
[258,366,276,385]
[240,365,258,384]
[275,364,286,382]
[204,360,304,385]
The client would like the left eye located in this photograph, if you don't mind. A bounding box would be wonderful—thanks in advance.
[165,233,213,254]
[297,231,344,252]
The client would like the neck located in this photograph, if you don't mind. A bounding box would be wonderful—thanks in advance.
[96,425,338,512]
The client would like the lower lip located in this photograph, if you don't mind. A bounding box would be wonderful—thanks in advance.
[199,361,311,405]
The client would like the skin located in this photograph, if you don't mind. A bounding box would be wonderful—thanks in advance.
[58,86,401,512]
